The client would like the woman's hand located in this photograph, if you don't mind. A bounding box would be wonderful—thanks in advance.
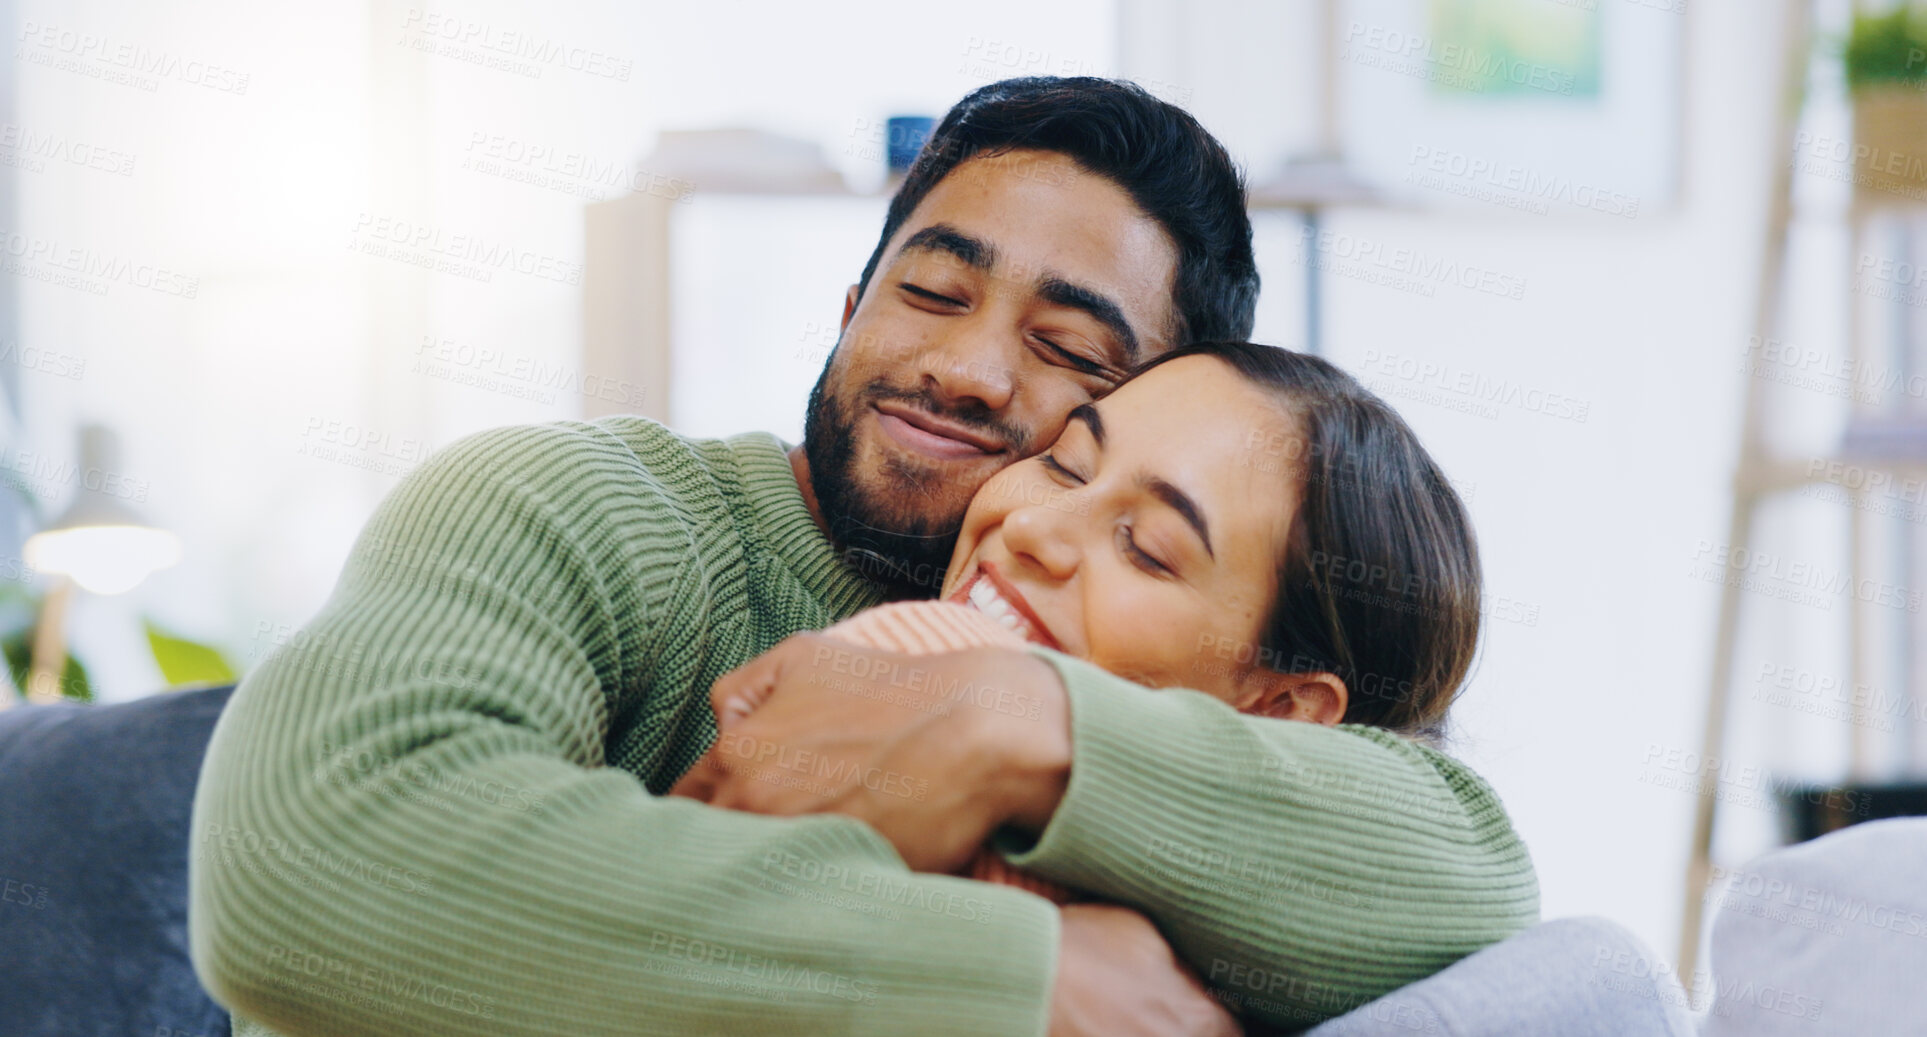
[1052,904,1242,1037]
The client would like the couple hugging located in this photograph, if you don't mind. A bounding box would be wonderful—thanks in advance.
[191,76,1538,1037]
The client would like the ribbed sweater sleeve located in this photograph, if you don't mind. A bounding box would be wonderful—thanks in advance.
[188,421,1059,1037]
[1002,651,1540,1031]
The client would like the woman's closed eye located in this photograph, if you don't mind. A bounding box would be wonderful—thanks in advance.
[1039,452,1085,484]
[1039,452,1178,576]
[1117,525,1175,577]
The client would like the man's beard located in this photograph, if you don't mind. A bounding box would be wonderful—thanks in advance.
[801,364,1022,599]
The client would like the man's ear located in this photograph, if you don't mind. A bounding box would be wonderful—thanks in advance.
[1235,669,1349,726]
[841,284,860,330]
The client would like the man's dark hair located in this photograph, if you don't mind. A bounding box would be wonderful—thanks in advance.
[855,76,1259,345]
[1132,342,1483,744]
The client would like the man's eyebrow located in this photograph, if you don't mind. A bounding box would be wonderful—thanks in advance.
[899,223,997,273]
[1142,476,1214,560]
[1067,403,1104,447]
[1038,275,1140,364]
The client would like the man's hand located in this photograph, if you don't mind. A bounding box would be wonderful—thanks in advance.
[1051,904,1242,1037]
[667,633,1071,873]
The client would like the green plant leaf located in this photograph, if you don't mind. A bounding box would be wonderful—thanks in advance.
[1,625,93,703]
[1846,7,1927,90]
[143,619,237,687]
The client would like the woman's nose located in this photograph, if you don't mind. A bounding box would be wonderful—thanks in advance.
[999,492,1081,581]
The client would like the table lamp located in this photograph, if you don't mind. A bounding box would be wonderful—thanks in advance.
[15,425,179,704]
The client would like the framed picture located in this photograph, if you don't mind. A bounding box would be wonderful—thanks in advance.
[1338,0,1684,218]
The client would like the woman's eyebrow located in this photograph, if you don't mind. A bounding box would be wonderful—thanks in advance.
[1067,403,1104,446]
[1140,475,1214,560]
[1067,402,1213,558]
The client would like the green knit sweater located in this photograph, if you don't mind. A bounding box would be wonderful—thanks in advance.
[190,417,1538,1036]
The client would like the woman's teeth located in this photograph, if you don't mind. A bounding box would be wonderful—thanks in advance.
[966,576,1040,641]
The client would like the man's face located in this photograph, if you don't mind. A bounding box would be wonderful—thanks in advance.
[803,148,1179,595]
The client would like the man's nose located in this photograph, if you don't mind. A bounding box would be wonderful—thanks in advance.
[999,492,1080,582]
[919,313,1018,413]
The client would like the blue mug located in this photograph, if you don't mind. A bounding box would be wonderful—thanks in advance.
[887,116,935,174]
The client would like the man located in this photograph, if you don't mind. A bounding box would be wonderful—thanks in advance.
[191,78,1536,1037]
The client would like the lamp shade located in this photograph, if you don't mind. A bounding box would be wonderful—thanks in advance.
[22,424,180,595]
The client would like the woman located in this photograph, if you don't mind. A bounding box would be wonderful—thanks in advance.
[714,340,1491,900]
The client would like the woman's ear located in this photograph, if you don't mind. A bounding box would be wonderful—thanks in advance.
[1235,669,1349,726]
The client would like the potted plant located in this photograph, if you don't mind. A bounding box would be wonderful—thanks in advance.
[1845,6,1927,202]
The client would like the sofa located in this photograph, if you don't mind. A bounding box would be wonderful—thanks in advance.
[5,685,1905,1036]
[0,684,235,1037]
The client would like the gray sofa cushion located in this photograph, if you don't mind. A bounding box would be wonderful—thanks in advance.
[1302,916,1696,1036]
[0,686,234,1037]
[1700,817,1927,1036]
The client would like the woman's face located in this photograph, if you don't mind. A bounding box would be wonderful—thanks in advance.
[939,355,1303,702]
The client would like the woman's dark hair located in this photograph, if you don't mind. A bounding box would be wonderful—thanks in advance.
[1133,342,1483,743]
[856,76,1259,345]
